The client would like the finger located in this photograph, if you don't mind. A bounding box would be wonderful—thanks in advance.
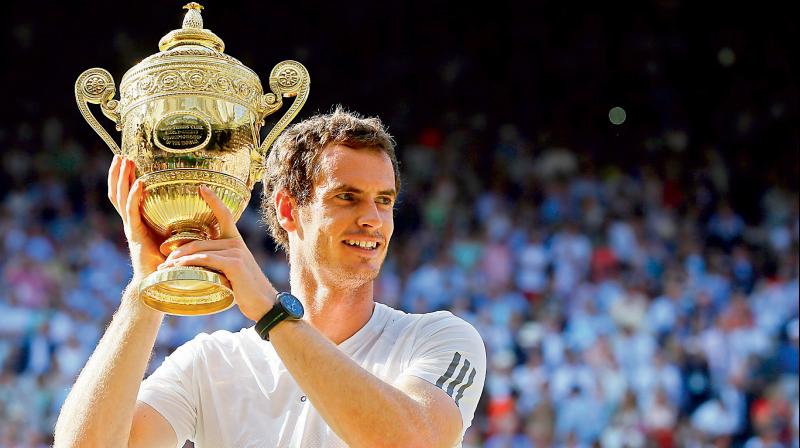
[107,155,122,214]
[128,158,136,187]
[166,238,240,261]
[161,248,241,268]
[199,185,240,239]
[126,178,145,230]
[117,158,133,223]
[159,252,238,273]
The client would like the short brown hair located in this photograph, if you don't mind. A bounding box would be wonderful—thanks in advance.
[260,107,401,253]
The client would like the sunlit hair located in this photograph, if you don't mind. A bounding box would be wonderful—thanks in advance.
[260,106,400,254]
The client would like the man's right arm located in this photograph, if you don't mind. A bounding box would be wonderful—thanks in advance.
[53,280,177,448]
[55,155,177,447]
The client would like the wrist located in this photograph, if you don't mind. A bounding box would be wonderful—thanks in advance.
[243,288,279,322]
[131,272,151,283]
[120,280,164,319]
[254,292,304,340]
[129,245,165,275]
[132,263,159,280]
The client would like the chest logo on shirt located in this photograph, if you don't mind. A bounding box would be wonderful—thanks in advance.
[435,352,476,406]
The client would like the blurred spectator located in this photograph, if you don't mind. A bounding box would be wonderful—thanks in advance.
[601,390,646,448]
[691,392,741,440]
[707,202,746,252]
[643,388,677,447]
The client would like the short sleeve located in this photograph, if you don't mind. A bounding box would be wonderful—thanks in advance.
[401,312,487,432]
[137,335,204,447]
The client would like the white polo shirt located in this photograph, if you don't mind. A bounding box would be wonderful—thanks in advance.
[138,302,487,447]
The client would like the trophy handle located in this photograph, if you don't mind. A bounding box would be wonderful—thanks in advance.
[75,68,122,155]
[252,61,310,181]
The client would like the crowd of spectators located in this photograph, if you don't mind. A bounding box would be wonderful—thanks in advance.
[2,1,798,447]
[0,115,796,447]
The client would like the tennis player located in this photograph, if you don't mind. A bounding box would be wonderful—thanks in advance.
[55,109,486,447]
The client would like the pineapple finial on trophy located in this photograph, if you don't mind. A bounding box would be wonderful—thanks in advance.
[158,2,224,52]
[182,2,204,29]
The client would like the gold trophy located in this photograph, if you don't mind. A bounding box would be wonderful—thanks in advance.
[75,3,309,315]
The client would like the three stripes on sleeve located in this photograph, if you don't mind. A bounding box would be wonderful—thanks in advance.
[434,352,476,406]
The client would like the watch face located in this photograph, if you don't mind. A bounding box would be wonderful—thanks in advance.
[280,293,304,319]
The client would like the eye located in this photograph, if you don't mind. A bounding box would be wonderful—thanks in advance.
[335,192,355,201]
[376,196,394,206]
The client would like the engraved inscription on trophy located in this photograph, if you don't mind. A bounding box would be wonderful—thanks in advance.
[154,111,212,153]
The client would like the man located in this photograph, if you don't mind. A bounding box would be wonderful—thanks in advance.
[54,109,486,447]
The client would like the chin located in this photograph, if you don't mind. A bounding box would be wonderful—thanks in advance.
[334,265,381,289]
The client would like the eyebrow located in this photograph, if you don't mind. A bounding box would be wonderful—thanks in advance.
[329,184,397,198]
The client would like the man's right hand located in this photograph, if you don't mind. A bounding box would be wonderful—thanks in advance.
[107,155,166,279]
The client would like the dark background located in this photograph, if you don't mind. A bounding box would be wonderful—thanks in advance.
[3,1,797,210]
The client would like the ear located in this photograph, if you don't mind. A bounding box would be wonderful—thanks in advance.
[275,189,298,233]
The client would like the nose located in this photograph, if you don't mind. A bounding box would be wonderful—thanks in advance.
[356,200,382,229]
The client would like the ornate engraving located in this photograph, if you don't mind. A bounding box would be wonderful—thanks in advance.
[144,281,230,305]
[132,47,247,71]
[140,168,249,195]
[249,60,310,184]
[75,68,122,155]
[277,68,300,89]
[121,66,262,115]
[259,61,310,151]
[159,47,242,62]
[84,75,108,96]
[78,69,115,102]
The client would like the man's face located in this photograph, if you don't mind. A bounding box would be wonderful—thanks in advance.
[293,144,396,287]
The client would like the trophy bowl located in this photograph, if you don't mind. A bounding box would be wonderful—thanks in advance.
[75,2,309,315]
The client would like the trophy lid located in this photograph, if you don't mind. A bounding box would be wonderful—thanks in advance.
[158,2,225,52]
[119,2,263,117]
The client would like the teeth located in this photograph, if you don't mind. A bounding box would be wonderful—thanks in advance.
[345,240,377,249]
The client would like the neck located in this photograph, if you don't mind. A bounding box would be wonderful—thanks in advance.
[289,259,376,345]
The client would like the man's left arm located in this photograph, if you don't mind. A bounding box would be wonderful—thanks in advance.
[270,318,467,448]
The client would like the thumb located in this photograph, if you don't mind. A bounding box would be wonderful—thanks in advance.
[199,184,240,239]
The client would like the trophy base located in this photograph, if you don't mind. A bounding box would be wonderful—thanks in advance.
[139,266,235,316]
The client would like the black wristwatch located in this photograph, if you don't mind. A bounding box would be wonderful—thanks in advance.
[255,292,304,341]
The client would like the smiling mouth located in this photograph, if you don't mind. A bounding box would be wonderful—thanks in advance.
[343,240,380,251]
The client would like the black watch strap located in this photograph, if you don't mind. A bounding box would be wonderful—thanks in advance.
[255,292,298,341]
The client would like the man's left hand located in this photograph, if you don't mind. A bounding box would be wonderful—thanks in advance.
[157,184,277,321]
